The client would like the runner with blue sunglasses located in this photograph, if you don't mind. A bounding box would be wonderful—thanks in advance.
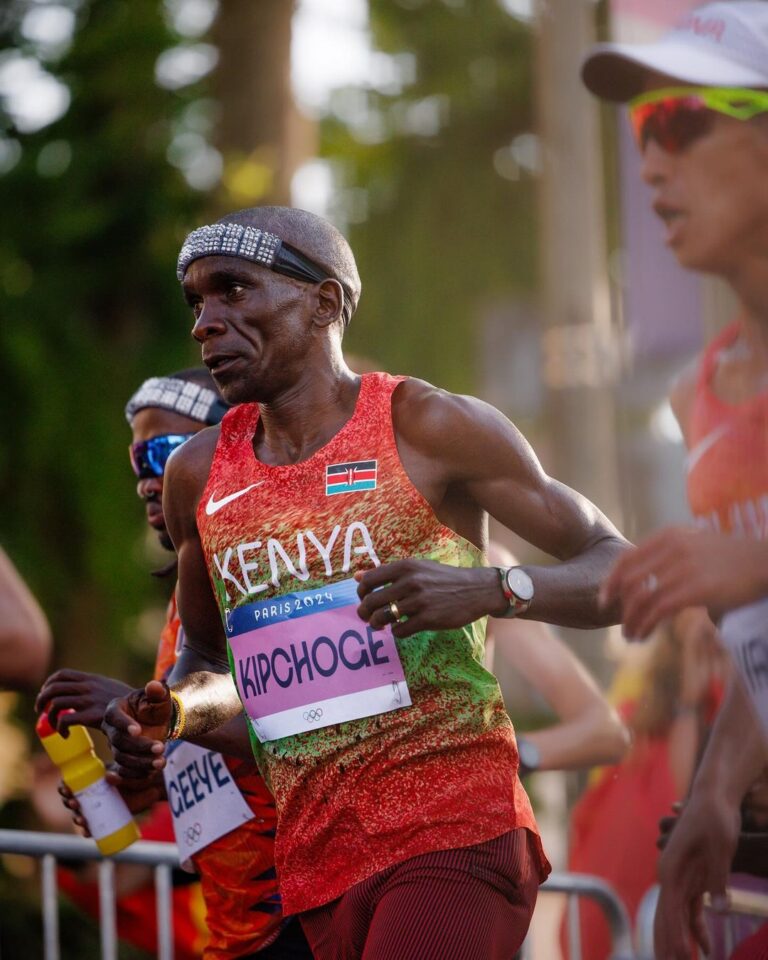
[40,367,313,960]
[130,433,196,480]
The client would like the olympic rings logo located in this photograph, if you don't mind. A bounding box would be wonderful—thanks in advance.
[185,822,202,846]
[302,708,324,723]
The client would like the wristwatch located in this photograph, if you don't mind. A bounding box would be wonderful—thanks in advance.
[517,737,541,778]
[495,566,535,619]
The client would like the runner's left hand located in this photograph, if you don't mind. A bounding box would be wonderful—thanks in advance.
[355,559,505,638]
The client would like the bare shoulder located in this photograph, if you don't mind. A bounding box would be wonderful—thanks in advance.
[669,355,701,445]
[392,377,515,456]
[164,424,220,507]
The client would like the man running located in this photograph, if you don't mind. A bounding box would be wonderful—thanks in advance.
[105,206,629,959]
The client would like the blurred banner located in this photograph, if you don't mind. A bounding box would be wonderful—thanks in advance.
[612,0,697,34]
[610,0,705,362]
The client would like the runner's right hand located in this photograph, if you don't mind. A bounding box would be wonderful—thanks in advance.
[654,790,739,959]
[36,669,133,734]
[103,681,174,780]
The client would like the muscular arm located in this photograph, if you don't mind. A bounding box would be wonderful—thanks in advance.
[0,547,52,691]
[358,381,629,633]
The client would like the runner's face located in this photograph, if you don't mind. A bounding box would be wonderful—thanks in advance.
[639,76,768,275]
[131,407,203,549]
[183,255,315,406]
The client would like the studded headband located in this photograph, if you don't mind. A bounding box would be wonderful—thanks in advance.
[176,221,351,324]
[125,376,229,426]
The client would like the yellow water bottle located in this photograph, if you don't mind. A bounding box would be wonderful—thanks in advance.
[36,710,140,855]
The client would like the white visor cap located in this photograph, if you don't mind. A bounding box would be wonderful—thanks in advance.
[582,1,768,102]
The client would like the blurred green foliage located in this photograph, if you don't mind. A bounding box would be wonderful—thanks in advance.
[324,0,536,394]
[0,0,536,675]
[0,0,206,678]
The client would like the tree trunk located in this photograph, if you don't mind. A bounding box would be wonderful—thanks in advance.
[211,0,311,207]
[536,0,623,687]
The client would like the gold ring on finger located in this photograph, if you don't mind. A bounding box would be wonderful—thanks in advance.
[388,601,401,622]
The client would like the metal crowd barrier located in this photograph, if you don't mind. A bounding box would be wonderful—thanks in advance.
[634,885,660,960]
[636,884,768,960]
[519,870,636,960]
[0,829,180,960]
[2,831,639,960]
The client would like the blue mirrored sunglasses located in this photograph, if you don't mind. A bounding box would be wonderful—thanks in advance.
[129,433,195,479]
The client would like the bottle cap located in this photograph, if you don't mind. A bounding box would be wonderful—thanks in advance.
[35,712,56,738]
[35,709,76,739]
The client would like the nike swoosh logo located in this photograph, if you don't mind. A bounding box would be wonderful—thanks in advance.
[205,481,265,516]
[686,423,731,474]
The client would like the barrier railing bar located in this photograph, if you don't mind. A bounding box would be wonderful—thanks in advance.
[155,863,174,960]
[97,859,117,960]
[567,894,582,960]
[41,853,60,960]
[542,872,635,960]
[5,833,645,960]
[634,884,657,960]
[0,830,179,959]
[0,830,179,867]
[726,912,735,956]
[517,931,532,960]
[705,888,768,920]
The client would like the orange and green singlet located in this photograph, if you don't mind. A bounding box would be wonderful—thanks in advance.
[197,372,549,915]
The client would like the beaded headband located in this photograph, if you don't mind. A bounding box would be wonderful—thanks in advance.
[176,223,281,280]
[125,376,228,426]
[176,221,352,325]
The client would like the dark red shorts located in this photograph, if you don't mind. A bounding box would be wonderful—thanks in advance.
[299,828,540,960]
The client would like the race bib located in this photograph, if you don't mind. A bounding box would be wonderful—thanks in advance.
[720,598,768,740]
[227,577,411,742]
[163,740,255,869]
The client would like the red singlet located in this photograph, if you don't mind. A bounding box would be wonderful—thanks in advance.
[196,372,549,916]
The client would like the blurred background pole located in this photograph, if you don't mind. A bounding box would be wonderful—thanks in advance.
[212,0,313,207]
[535,0,622,681]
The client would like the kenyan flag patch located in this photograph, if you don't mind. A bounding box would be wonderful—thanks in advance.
[325,460,378,496]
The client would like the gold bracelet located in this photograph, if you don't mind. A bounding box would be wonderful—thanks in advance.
[167,689,187,741]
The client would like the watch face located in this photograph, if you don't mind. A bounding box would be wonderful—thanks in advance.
[506,568,534,602]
